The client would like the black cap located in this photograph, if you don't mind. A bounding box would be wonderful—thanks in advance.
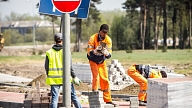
[54,33,62,40]
[99,24,109,33]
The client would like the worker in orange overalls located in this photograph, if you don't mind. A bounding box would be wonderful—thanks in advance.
[127,64,167,106]
[87,24,116,107]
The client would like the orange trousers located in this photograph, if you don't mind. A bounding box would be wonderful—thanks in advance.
[127,64,162,101]
[89,60,112,102]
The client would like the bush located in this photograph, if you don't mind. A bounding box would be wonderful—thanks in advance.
[38,50,43,55]
[125,46,132,53]
[162,47,167,52]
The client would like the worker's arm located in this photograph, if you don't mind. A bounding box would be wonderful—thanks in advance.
[70,58,81,86]
[44,56,49,75]
[87,35,95,56]
[70,58,76,78]
[102,36,112,59]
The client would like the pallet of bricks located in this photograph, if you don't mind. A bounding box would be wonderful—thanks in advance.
[24,81,62,108]
[147,78,192,108]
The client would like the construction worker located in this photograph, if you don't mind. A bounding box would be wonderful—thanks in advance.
[87,24,117,107]
[127,64,167,106]
[0,33,4,52]
[45,33,82,108]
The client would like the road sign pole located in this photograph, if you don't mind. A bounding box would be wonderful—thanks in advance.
[62,13,71,108]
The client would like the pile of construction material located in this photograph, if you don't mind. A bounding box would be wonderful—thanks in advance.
[150,65,174,73]
[88,91,104,108]
[24,81,62,108]
[108,59,135,90]
[150,65,185,78]
[147,78,192,108]
[73,64,92,83]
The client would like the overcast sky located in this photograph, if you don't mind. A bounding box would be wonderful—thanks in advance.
[0,0,125,20]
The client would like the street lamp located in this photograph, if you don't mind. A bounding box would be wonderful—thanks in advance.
[26,0,36,48]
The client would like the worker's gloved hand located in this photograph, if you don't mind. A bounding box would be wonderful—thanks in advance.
[95,45,102,52]
[93,45,103,55]
[73,77,81,86]
[102,48,109,56]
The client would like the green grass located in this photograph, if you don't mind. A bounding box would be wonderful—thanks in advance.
[0,49,192,75]
[72,49,192,64]
[0,56,45,64]
[71,49,192,75]
[9,41,54,46]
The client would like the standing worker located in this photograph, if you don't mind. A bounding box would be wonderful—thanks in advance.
[87,24,116,107]
[0,33,4,52]
[45,33,82,108]
[127,64,167,106]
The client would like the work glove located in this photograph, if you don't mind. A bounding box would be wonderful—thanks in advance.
[102,48,109,56]
[72,77,81,86]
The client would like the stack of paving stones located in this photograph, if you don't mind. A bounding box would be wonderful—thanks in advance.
[88,91,115,108]
[73,64,92,83]
[24,92,63,108]
[24,81,62,108]
[108,59,135,90]
[147,78,192,108]
[130,97,139,108]
[150,65,173,73]
[88,91,105,108]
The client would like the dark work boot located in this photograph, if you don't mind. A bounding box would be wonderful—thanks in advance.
[106,102,117,107]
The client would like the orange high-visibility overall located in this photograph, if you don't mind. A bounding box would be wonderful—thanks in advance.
[87,33,112,102]
[127,64,162,101]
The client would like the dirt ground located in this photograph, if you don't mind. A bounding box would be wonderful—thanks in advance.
[1,46,191,96]
[0,62,139,95]
[0,46,140,96]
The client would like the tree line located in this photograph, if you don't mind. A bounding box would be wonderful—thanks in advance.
[1,0,192,52]
[116,0,192,51]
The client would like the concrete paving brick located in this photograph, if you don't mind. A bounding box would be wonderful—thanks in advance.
[147,78,192,108]
[0,91,146,108]
[104,104,114,108]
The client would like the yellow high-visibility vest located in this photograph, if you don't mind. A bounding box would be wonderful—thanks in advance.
[46,49,63,85]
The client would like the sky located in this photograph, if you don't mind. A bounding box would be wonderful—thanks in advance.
[0,0,125,20]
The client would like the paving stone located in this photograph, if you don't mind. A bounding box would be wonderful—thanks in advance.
[147,78,192,108]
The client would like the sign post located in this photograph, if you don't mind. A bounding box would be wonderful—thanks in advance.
[51,0,81,107]
[62,13,71,107]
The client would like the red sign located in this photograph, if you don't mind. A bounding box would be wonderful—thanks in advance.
[52,0,81,13]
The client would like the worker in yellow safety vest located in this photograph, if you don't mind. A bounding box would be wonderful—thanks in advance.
[45,33,82,108]
[127,64,167,106]
[87,24,117,107]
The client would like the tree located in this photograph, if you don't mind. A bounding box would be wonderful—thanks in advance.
[162,0,167,51]
[4,12,42,21]
[111,14,137,50]
[74,0,101,52]
[3,29,23,45]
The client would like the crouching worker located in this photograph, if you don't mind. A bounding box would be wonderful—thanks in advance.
[127,64,167,106]
[45,33,82,108]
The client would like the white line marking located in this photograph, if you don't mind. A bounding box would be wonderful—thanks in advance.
[52,6,56,12]
[74,8,78,14]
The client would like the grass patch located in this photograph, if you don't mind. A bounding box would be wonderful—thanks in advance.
[0,49,192,74]
[0,56,45,64]
[72,49,192,74]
